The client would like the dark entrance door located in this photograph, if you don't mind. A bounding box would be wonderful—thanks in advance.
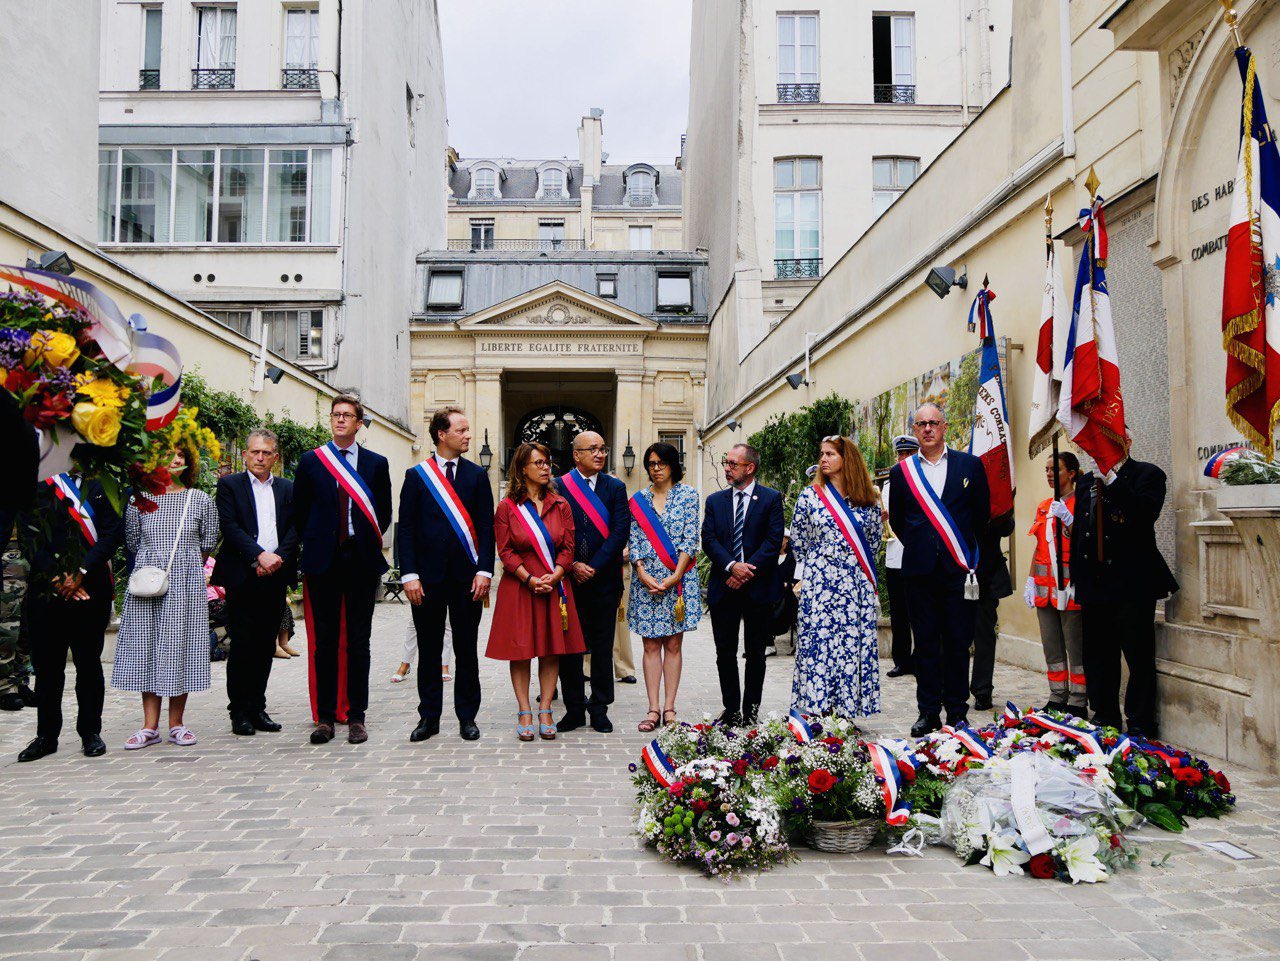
[511,406,605,476]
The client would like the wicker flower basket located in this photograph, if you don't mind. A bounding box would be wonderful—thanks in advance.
[808,818,880,853]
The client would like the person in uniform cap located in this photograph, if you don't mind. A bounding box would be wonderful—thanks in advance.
[881,435,919,678]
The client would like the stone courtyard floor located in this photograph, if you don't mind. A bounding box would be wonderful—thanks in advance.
[2,599,1279,961]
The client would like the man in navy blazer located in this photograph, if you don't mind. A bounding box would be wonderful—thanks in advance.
[702,443,785,724]
[398,406,495,743]
[292,395,393,746]
[889,404,990,737]
[212,428,299,737]
[553,431,629,734]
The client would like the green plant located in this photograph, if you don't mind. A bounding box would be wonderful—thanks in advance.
[747,392,855,514]
[1220,457,1280,485]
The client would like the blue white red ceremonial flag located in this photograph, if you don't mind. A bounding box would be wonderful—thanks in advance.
[967,283,1015,517]
[788,709,814,744]
[1029,230,1069,457]
[1058,193,1129,474]
[642,739,677,789]
[1223,47,1280,460]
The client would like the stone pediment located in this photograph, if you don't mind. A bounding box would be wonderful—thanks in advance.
[458,281,659,331]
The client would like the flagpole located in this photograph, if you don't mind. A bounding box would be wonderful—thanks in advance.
[1219,1,1245,51]
[1046,192,1066,598]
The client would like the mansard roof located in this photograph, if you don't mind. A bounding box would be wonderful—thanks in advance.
[450,159,682,207]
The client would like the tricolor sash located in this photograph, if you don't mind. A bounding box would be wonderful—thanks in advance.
[900,453,980,598]
[314,443,381,540]
[629,491,686,622]
[559,470,610,539]
[511,498,569,631]
[46,473,98,546]
[642,738,677,789]
[868,741,912,826]
[414,458,480,565]
[813,483,877,588]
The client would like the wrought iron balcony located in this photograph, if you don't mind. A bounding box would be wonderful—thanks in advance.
[777,83,820,104]
[282,66,319,90]
[873,83,916,104]
[775,258,822,280]
[446,238,586,251]
[192,68,235,89]
[139,68,160,90]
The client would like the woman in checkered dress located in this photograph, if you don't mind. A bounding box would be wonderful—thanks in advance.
[112,446,219,748]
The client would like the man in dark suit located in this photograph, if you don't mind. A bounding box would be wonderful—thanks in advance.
[969,509,1015,712]
[702,443,785,724]
[292,394,393,746]
[1070,453,1178,736]
[213,427,298,736]
[15,474,122,761]
[398,406,495,743]
[889,404,990,737]
[553,430,629,734]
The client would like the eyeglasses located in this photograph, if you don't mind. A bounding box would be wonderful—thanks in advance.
[822,435,844,443]
[645,461,670,471]
[332,412,358,421]
[575,445,609,455]
[721,458,745,467]
[530,459,550,469]
[913,420,943,429]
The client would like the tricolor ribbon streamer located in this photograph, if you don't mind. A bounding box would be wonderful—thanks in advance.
[642,738,677,789]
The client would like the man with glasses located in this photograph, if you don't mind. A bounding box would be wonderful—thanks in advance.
[888,404,990,738]
[293,395,393,746]
[701,444,785,724]
[553,431,629,733]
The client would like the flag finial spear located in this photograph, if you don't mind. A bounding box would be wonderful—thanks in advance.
[1219,1,1245,49]
[1084,165,1101,199]
[1045,193,1054,241]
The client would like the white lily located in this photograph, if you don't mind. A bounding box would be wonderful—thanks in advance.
[1060,834,1109,884]
[979,831,1030,877]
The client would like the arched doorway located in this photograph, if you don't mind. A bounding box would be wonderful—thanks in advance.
[511,405,605,475]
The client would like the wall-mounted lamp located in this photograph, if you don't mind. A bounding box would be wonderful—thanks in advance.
[785,372,806,390]
[727,419,741,432]
[925,264,968,299]
[26,250,74,275]
[622,430,636,475]
[361,415,372,429]
[479,428,493,471]
[264,365,285,385]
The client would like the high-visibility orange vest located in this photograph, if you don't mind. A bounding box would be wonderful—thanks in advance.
[1028,493,1079,610]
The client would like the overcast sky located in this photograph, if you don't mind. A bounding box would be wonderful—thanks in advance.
[438,0,691,165]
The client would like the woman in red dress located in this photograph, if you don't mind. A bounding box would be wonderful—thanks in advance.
[486,442,586,740]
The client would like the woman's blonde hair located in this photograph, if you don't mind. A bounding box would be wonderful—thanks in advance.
[815,436,877,507]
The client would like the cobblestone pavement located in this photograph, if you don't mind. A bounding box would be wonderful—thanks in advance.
[1,599,1279,961]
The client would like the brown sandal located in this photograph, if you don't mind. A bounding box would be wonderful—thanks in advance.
[638,710,660,733]
[662,709,678,726]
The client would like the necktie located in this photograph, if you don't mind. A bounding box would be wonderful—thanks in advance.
[336,449,351,544]
[445,460,455,485]
[733,491,746,562]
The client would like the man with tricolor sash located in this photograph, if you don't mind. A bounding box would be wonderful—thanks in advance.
[292,394,393,746]
[553,431,628,734]
[888,403,990,739]
[14,472,122,762]
[398,406,495,743]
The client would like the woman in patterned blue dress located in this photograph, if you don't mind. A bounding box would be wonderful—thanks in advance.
[789,436,883,719]
[626,442,701,731]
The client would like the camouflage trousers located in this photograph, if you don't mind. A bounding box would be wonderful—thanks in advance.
[0,539,31,695]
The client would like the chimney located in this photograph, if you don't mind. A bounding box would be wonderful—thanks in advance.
[578,109,604,246]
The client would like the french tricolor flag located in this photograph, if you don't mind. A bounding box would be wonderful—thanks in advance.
[967,283,1015,517]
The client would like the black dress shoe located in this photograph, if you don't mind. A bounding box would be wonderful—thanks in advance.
[618,675,637,684]
[715,709,741,727]
[231,717,257,736]
[348,721,368,744]
[556,714,587,733]
[252,712,282,732]
[17,681,36,707]
[460,721,481,741]
[973,698,993,712]
[590,715,614,734]
[81,734,106,757]
[0,692,24,711]
[310,722,335,744]
[910,714,941,739]
[886,666,913,678]
[410,718,439,742]
[18,736,57,762]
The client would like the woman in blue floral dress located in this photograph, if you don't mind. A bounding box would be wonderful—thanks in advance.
[626,442,702,731]
[789,436,883,719]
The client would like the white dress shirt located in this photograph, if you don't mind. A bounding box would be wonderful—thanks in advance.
[333,441,359,537]
[248,471,279,554]
[917,447,949,494]
[725,480,757,570]
[402,452,492,584]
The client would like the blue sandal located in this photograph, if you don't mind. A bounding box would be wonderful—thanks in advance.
[516,711,535,742]
[537,709,556,740]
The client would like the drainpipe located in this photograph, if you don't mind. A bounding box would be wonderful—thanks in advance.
[958,0,971,124]
[1059,0,1076,158]
[976,0,992,105]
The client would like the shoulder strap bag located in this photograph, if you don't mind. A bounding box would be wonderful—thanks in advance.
[127,490,193,599]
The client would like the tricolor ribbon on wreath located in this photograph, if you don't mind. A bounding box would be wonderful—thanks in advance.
[46,473,98,546]
[813,482,877,588]
[939,723,992,760]
[1001,701,1132,761]
[629,491,686,623]
[899,453,981,600]
[787,709,814,744]
[642,738,677,789]
[511,499,569,631]
[867,741,912,827]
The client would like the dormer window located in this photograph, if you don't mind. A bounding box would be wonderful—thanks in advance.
[623,164,658,207]
[536,162,570,200]
[468,163,503,200]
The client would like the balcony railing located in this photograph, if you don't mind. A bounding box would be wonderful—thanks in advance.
[777,83,820,104]
[282,66,319,90]
[192,68,235,89]
[447,238,587,251]
[775,258,822,280]
[873,83,916,104]
[139,68,160,90]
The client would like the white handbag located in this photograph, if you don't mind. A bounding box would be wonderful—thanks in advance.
[127,490,192,599]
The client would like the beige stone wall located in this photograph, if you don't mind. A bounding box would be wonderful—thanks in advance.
[446,206,682,252]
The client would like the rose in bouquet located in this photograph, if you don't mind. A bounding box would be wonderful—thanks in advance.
[768,734,885,836]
